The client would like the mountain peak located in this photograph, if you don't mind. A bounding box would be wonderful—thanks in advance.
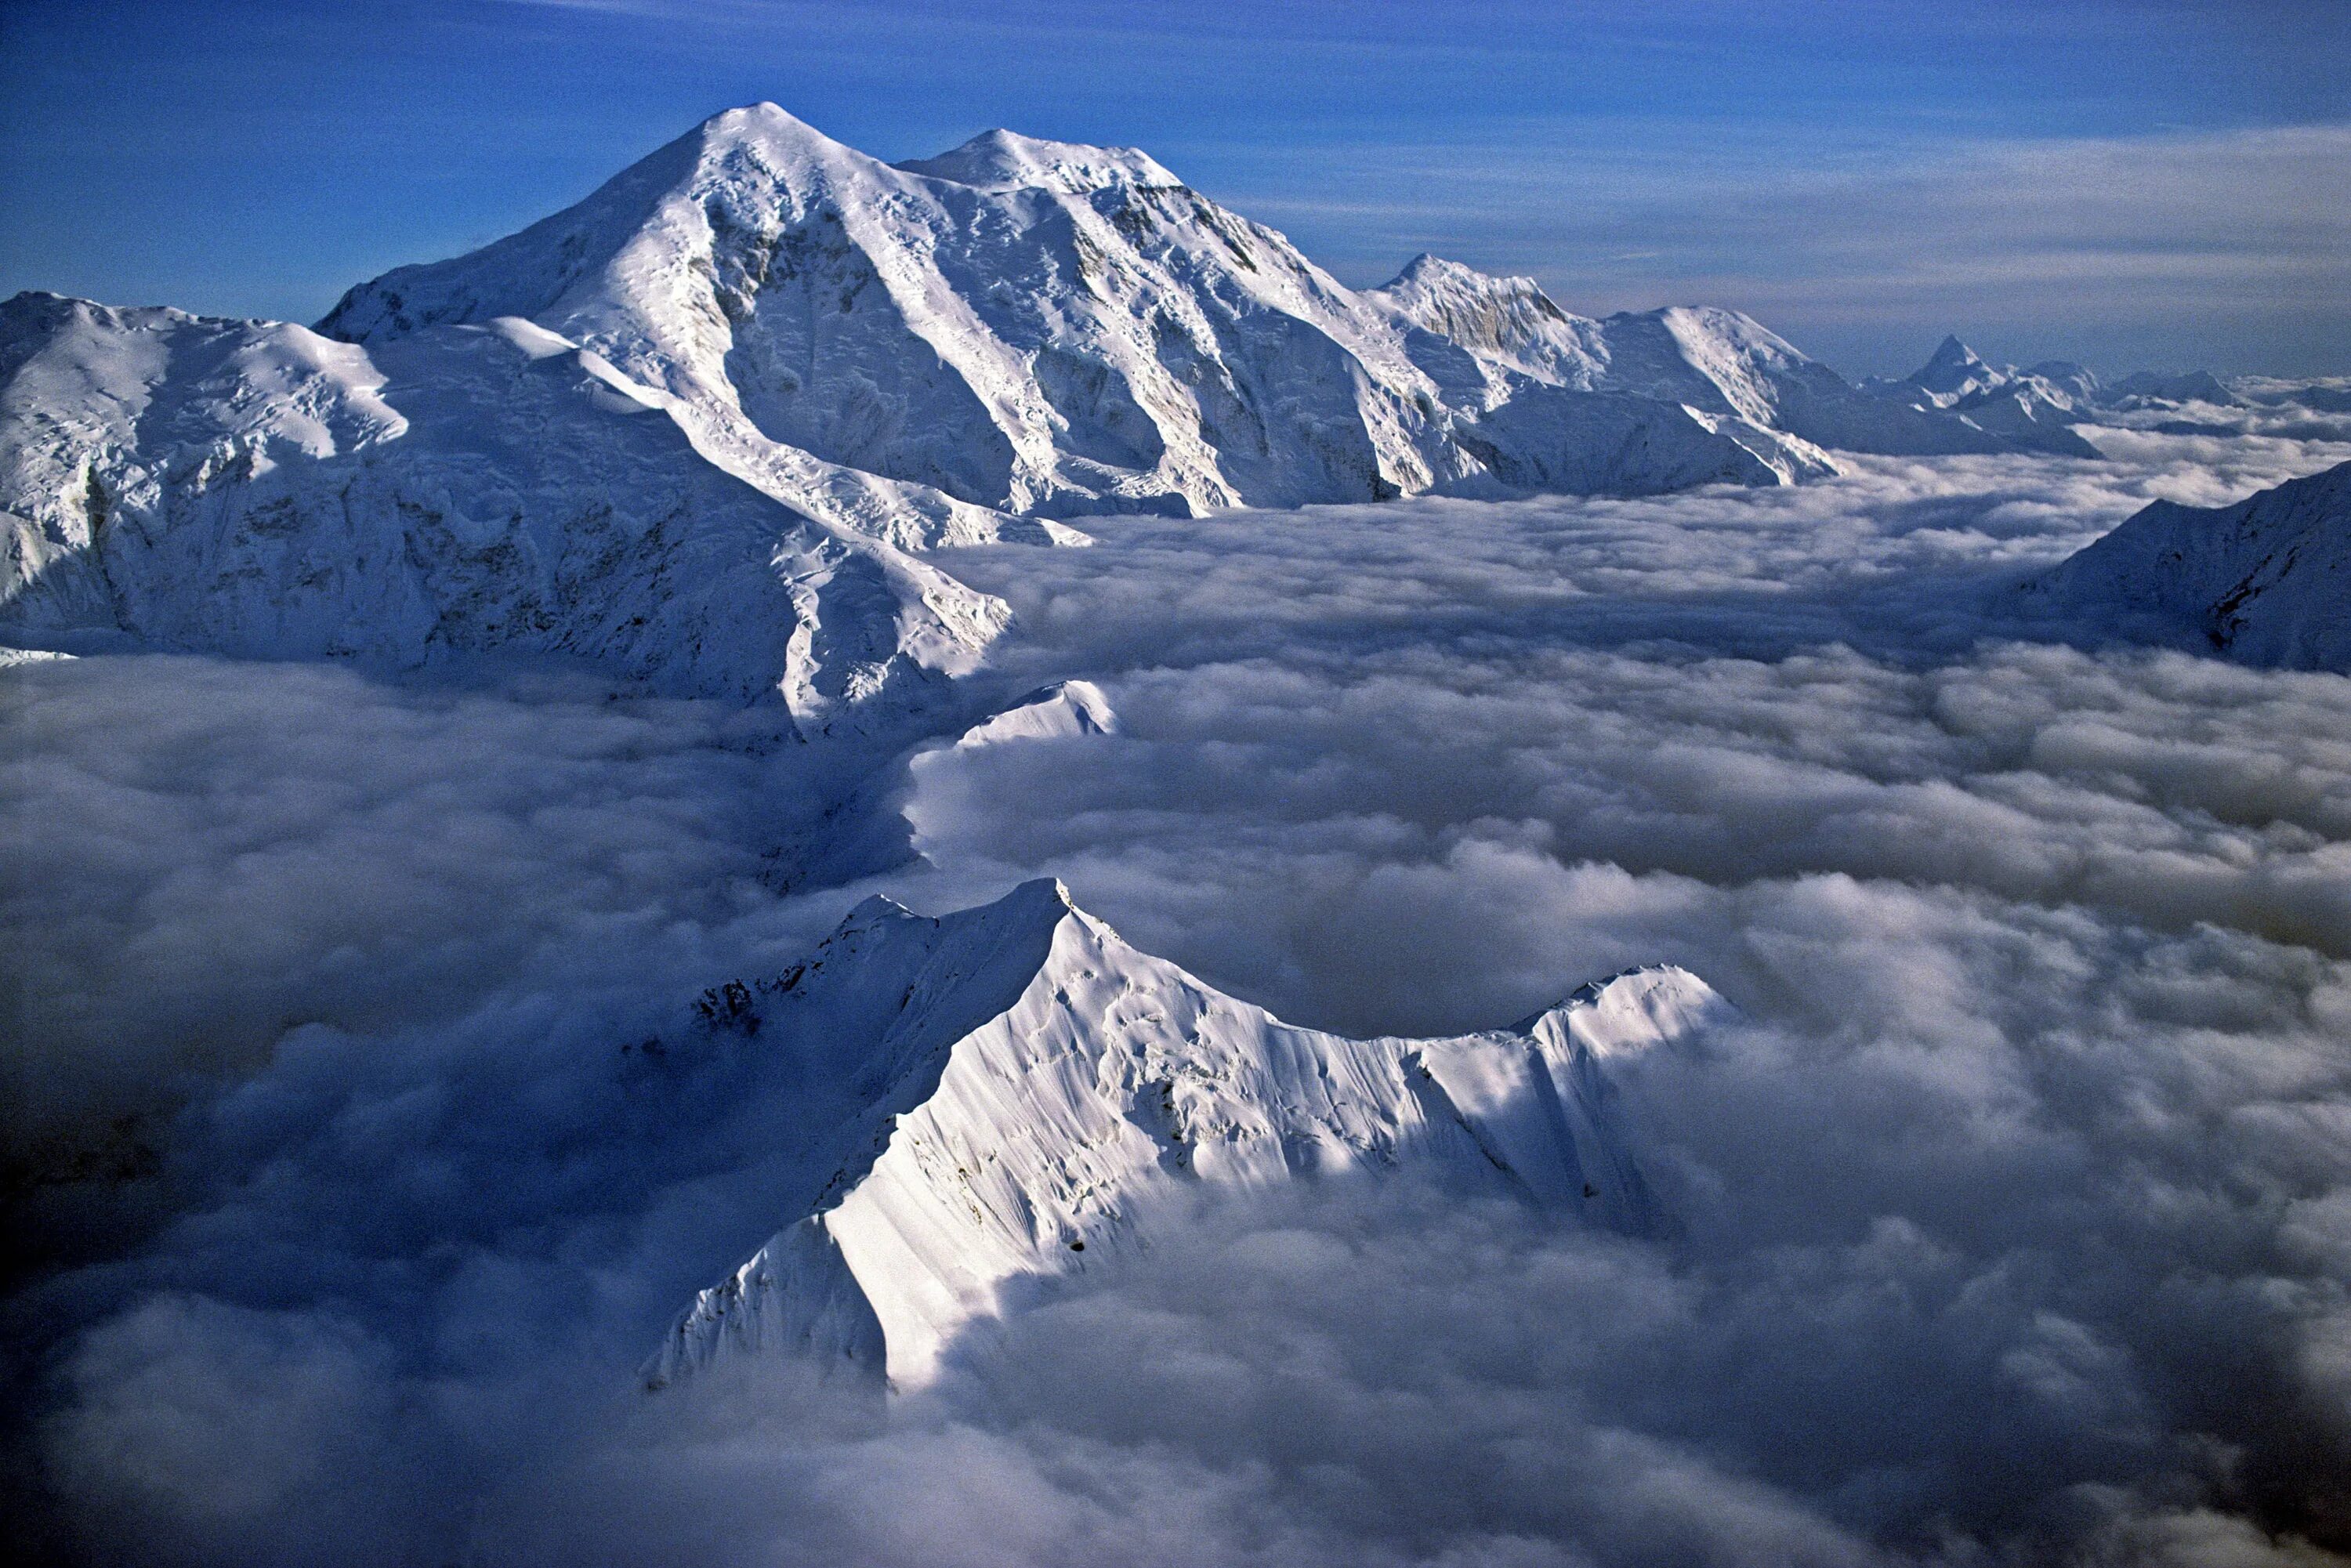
[1379,252,1546,300]
[895,127,1181,194]
[647,880,1730,1391]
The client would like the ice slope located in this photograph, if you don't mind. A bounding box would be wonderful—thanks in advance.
[0,292,1003,729]
[2029,458,2351,671]
[645,879,1733,1392]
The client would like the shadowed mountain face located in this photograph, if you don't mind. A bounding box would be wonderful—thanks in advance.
[2030,458,2351,671]
[643,878,1731,1393]
[0,293,1005,735]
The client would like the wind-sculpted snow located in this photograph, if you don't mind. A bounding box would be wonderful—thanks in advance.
[645,880,1720,1391]
[2030,458,2351,671]
[0,292,1003,730]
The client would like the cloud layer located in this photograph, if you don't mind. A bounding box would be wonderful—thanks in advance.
[9,429,2351,1563]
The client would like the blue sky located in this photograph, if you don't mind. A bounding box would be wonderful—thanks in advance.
[2,0,2345,376]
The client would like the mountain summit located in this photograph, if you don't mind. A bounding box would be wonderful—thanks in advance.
[643,879,1733,1392]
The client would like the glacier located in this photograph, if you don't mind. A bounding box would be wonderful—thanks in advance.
[641,877,1733,1392]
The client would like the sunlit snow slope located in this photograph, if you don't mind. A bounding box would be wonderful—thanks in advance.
[646,878,1732,1392]
[0,292,1002,730]
[320,104,2097,528]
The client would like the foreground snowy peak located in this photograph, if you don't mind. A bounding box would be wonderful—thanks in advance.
[647,878,1733,1392]
[2030,458,2351,671]
[0,292,1002,723]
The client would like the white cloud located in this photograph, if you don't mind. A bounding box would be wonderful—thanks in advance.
[11,433,2351,1562]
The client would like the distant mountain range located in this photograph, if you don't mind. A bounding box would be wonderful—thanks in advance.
[0,103,2327,715]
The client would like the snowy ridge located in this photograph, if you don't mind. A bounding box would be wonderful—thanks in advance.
[2030,458,2351,671]
[952,678,1118,747]
[0,293,1002,730]
[1860,335,2259,454]
[319,104,2099,525]
[645,879,1733,1392]
[1368,264,2077,465]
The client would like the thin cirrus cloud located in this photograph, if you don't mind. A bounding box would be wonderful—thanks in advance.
[1,1,2345,375]
[1215,122,2351,377]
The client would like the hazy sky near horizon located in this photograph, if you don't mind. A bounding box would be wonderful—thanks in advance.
[1,0,2346,378]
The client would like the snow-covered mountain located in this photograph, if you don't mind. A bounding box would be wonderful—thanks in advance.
[2,103,2143,701]
[1858,335,2102,456]
[1864,335,2261,453]
[645,878,1731,1392]
[2103,369,2240,408]
[0,292,1002,731]
[320,104,2121,521]
[318,106,1855,515]
[2029,458,2351,671]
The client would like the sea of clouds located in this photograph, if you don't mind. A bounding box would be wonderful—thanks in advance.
[5,424,2350,1564]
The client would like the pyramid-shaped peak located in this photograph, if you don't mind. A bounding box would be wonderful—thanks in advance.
[896,127,1182,194]
[1382,253,1536,294]
[1918,335,1989,375]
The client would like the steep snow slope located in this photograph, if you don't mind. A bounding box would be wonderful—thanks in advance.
[319,104,1478,518]
[2030,459,2351,671]
[0,292,1002,728]
[645,879,1732,1392]
[1369,253,1610,405]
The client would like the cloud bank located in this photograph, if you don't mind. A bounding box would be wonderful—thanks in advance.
[9,429,2351,1563]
